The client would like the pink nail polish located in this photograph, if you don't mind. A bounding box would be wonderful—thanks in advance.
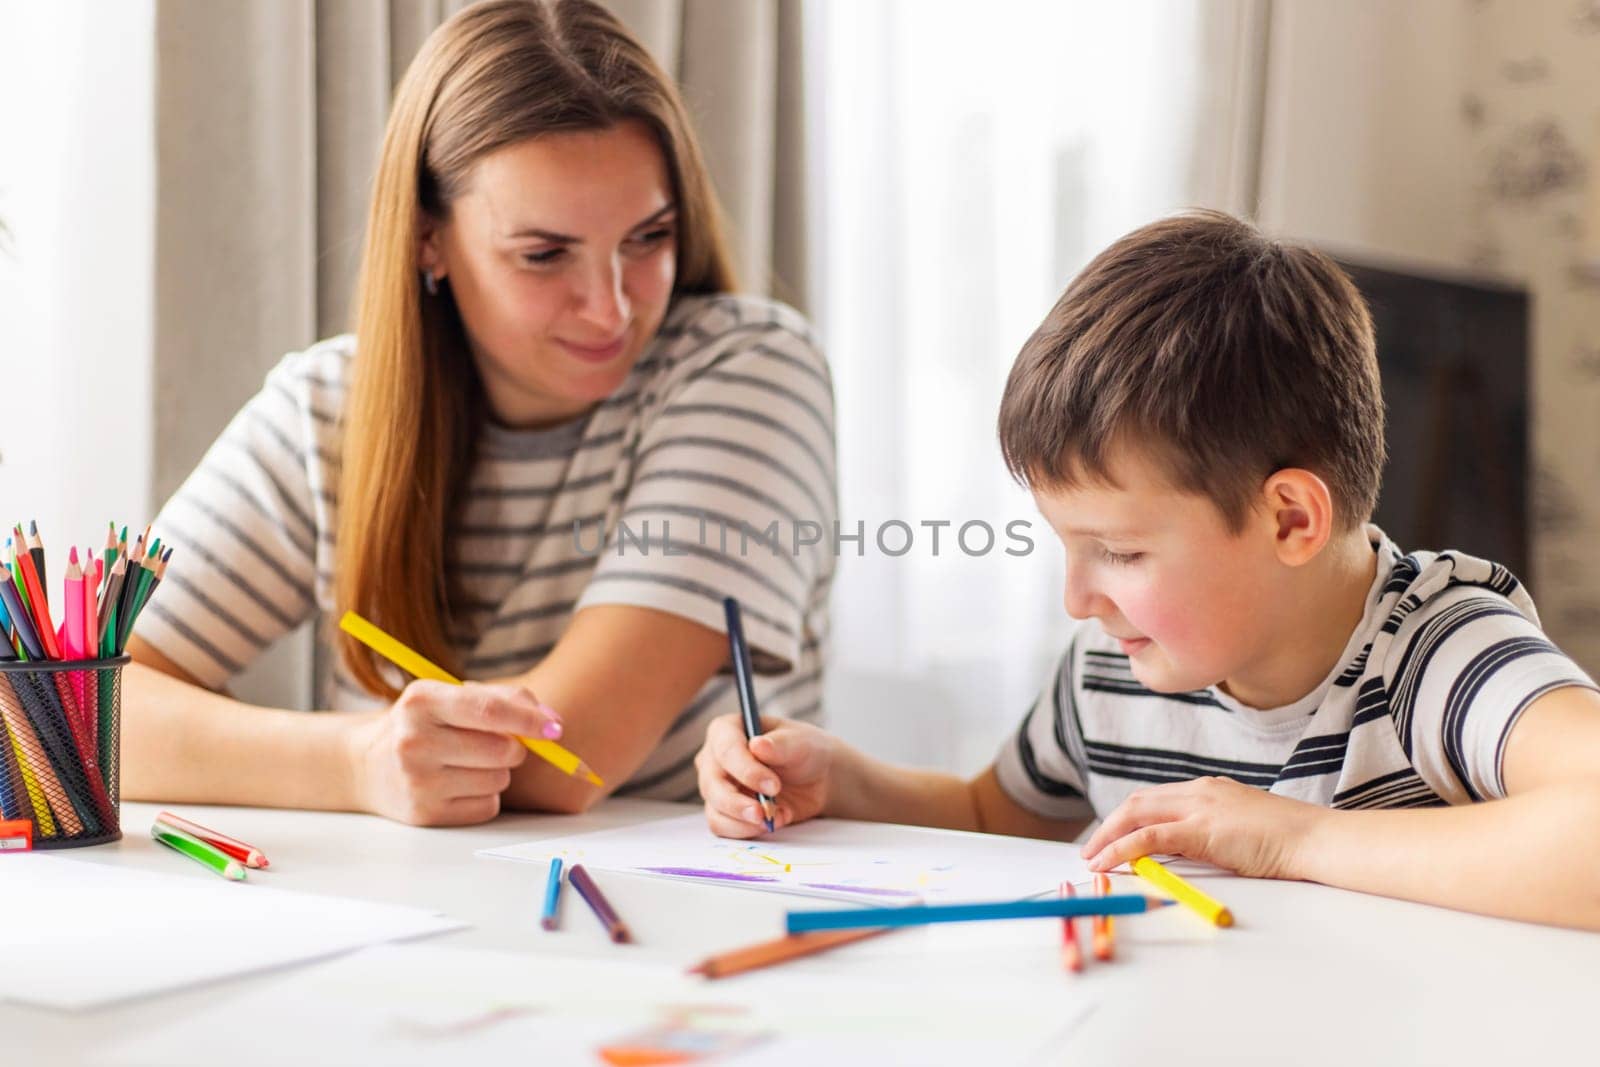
[533,702,563,739]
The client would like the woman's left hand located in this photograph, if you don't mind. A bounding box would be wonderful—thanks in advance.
[1080,776,1329,880]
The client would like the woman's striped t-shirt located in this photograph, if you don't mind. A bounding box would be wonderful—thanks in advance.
[136,294,836,801]
[996,527,1597,821]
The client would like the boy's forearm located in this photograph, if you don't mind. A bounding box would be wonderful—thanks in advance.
[1294,781,1600,930]
[823,741,981,831]
[822,749,1089,843]
[121,663,366,811]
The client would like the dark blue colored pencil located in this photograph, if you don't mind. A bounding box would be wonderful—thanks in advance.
[722,597,776,833]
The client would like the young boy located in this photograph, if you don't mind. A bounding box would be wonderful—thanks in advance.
[694,210,1600,929]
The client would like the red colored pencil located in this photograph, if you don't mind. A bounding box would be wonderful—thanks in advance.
[1060,881,1085,972]
[154,811,270,868]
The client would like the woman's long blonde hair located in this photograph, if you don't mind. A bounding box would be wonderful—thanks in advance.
[338,0,737,697]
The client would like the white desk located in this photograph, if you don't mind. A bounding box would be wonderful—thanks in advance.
[9,800,1599,1065]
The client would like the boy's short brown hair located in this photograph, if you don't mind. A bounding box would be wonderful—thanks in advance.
[998,210,1385,531]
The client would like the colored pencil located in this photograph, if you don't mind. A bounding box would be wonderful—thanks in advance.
[0,583,21,659]
[62,550,89,742]
[16,670,108,833]
[337,611,603,786]
[81,552,100,754]
[97,555,126,654]
[123,545,171,645]
[154,811,270,868]
[540,856,564,930]
[12,537,59,659]
[63,548,86,659]
[688,927,892,979]
[0,678,76,835]
[7,536,30,613]
[568,863,630,942]
[1130,855,1235,927]
[0,676,53,835]
[785,894,1175,934]
[0,697,26,821]
[1060,881,1084,972]
[722,597,775,833]
[152,823,246,881]
[26,521,45,598]
[1092,873,1115,961]
[113,535,145,653]
[0,578,44,660]
[82,549,99,652]
[101,522,116,584]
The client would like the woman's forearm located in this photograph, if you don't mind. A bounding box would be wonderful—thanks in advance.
[1294,781,1600,930]
[120,662,367,811]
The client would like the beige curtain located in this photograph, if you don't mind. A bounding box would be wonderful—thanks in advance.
[151,0,807,707]
[1188,0,1273,218]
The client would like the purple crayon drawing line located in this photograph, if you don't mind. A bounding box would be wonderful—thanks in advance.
[638,866,779,883]
[800,883,921,898]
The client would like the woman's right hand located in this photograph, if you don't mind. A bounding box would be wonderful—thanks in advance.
[695,713,835,838]
[345,679,562,826]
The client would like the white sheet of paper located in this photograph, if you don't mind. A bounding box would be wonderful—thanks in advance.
[0,854,466,1010]
[477,813,1093,903]
[103,943,1095,1067]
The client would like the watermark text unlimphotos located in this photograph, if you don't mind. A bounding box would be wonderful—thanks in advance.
[572,516,1037,558]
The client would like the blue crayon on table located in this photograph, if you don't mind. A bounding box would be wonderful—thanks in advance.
[785,894,1174,934]
[540,856,564,931]
[722,597,775,833]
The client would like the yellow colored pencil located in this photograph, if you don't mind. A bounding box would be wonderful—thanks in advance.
[1,705,55,836]
[1130,855,1234,927]
[338,611,603,787]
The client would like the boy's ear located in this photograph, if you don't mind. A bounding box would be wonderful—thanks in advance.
[1258,468,1334,566]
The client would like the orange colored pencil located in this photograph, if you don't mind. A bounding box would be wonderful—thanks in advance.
[1060,881,1084,972]
[1092,872,1115,961]
[687,927,892,979]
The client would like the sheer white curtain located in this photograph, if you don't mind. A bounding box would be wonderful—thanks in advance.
[809,0,1270,771]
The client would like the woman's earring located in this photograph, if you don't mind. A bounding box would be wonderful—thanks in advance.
[422,269,439,296]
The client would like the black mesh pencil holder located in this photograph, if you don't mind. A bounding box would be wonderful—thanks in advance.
[0,655,128,848]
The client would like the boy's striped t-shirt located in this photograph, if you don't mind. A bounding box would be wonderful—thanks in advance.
[136,294,836,801]
[997,527,1597,821]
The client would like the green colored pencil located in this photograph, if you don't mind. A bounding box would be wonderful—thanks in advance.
[152,824,247,881]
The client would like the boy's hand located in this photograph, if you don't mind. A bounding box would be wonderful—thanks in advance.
[1080,776,1328,879]
[695,713,834,838]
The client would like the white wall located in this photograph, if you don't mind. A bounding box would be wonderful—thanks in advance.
[0,3,156,564]
[1257,0,1474,272]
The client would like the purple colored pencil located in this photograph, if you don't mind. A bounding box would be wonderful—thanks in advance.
[568,863,631,943]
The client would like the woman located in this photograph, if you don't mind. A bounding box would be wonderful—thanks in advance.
[123,0,835,825]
